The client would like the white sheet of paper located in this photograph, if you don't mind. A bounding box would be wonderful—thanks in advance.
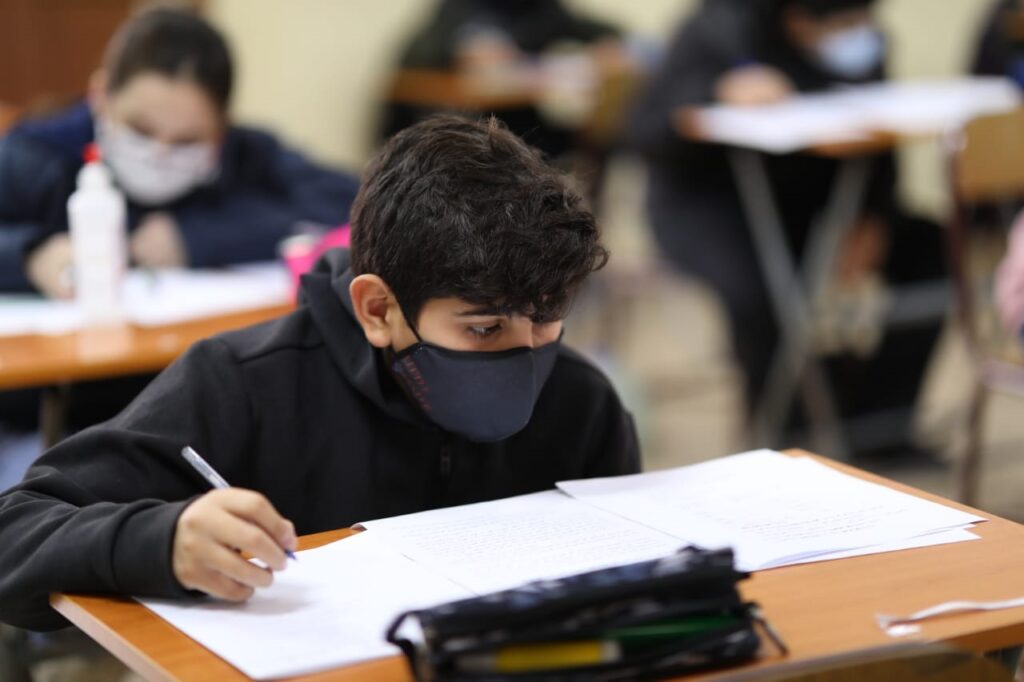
[139,532,470,680]
[359,490,683,595]
[123,263,291,327]
[0,295,82,336]
[784,527,980,567]
[557,450,985,571]
[696,77,1020,153]
[0,263,291,337]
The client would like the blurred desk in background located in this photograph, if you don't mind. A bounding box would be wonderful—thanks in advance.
[675,78,1022,460]
[386,62,643,201]
[0,264,294,445]
[0,304,292,446]
[0,304,292,393]
[386,69,538,111]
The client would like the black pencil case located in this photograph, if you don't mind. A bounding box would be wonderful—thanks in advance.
[385,546,786,682]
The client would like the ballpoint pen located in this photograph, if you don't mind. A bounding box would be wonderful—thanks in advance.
[180,445,297,561]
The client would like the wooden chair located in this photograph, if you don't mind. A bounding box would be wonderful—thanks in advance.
[947,106,1024,506]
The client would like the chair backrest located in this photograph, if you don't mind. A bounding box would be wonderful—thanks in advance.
[946,107,1024,356]
[952,107,1024,205]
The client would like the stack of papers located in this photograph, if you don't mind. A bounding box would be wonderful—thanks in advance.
[0,263,291,337]
[137,450,986,678]
[696,77,1021,153]
[555,450,982,571]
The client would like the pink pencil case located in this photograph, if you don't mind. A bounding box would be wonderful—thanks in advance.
[280,224,351,299]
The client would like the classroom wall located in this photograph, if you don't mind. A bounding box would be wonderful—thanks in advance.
[204,0,693,169]
[207,0,996,212]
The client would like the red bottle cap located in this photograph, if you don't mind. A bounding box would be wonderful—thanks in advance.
[83,142,101,164]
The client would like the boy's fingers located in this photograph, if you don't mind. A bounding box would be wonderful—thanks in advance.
[210,507,287,571]
[206,544,274,589]
[217,489,297,551]
[191,566,255,602]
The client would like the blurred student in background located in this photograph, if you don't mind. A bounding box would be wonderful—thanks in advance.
[380,0,623,159]
[0,8,359,297]
[629,0,946,460]
[0,9,359,461]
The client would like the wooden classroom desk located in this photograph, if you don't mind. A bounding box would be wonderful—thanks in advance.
[51,451,1024,681]
[0,304,293,392]
[386,69,538,112]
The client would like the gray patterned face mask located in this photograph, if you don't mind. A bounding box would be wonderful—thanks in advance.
[391,324,562,443]
[96,118,218,206]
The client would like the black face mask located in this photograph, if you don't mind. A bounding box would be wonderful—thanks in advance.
[390,323,561,443]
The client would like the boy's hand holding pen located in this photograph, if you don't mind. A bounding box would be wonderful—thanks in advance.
[172,446,297,602]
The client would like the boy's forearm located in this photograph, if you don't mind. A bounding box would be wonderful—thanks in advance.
[0,494,192,630]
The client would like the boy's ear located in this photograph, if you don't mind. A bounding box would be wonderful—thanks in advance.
[349,274,397,348]
[87,70,109,117]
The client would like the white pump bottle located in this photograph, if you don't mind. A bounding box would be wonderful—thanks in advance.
[67,145,127,326]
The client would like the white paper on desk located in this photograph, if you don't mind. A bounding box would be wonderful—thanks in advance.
[557,450,985,571]
[0,263,290,337]
[695,77,1020,153]
[138,532,470,680]
[698,96,871,153]
[841,78,1021,136]
[0,295,82,336]
[124,263,290,327]
[786,527,980,567]
[359,490,683,595]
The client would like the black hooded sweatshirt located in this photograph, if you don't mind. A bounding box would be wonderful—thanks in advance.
[0,250,639,631]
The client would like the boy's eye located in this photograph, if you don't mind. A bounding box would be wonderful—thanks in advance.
[467,324,502,338]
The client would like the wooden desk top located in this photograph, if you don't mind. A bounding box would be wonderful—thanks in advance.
[0,304,293,391]
[386,69,538,111]
[51,452,1024,681]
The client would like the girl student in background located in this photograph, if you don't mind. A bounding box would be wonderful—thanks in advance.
[1,7,359,297]
[0,8,359,472]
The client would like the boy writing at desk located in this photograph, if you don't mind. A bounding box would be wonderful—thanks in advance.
[0,115,639,630]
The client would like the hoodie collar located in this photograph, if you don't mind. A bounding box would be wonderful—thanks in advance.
[300,248,432,428]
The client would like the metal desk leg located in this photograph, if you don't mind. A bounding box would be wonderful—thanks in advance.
[729,150,870,457]
[39,384,70,449]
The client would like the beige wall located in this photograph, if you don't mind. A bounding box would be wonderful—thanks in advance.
[205,0,695,168]
[207,0,997,211]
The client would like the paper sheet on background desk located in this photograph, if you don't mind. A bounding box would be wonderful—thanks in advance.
[696,77,1020,153]
[557,450,985,571]
[139,532,470,680]
[0,263,290,337]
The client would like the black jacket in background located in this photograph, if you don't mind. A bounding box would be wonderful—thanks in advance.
[0,249,640,631]
[380,0,619,156]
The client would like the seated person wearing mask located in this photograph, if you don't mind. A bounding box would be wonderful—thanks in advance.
[629,0,946,460]
[0,8,359,297]
[0,9,360,442]
[381,0,622,159]
[0,115,639,630]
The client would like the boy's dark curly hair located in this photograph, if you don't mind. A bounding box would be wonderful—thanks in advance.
[350,115,608,325]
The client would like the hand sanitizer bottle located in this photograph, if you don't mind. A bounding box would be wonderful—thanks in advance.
[68,144,127,326]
